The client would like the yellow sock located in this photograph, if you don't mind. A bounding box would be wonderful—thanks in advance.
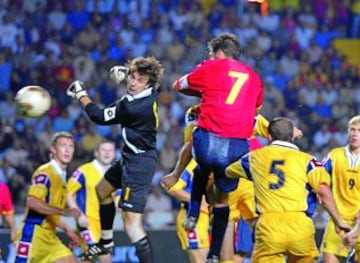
[220,261,234,263]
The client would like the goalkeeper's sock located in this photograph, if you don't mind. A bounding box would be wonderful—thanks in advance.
[187,166,209,218]
[133,236,154,263]
[208,206,230,259]
[99,202,115,246]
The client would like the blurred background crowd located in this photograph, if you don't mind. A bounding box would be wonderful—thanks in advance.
[0,0,360,230]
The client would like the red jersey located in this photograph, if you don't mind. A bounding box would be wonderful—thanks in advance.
[0,182,14,215]
[175,59,263,138]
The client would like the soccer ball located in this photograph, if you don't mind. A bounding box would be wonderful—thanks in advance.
[15,86,51,118]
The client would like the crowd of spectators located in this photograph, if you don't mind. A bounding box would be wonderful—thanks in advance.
[0,0,360,229]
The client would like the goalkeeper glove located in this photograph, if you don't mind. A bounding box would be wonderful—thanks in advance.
[110,66,128,85]
[67,80,88,100]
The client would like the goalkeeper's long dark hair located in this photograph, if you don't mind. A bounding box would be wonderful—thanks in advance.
[127,56,164,90]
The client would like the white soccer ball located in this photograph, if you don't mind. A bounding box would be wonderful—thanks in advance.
[15,86,51,118]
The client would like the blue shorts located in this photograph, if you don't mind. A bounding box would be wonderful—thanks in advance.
[234,218,253,255]
[192,128,250,192]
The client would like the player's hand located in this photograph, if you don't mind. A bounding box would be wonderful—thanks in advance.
[161,172,179,190]
[335,220,352,235]
[343,230,360,246]
[77,213,89,228]
[110,65,128,85]
[343,222,360,246]
[63,207,81,218]
[66,228,80,248]
[67,80,88,100]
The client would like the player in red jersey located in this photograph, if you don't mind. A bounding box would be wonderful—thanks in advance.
[0,182,15,260]
[173,33,263,262]
[0,182,16,242]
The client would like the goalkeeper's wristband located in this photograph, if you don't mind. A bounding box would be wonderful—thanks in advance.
[76,90,88,100]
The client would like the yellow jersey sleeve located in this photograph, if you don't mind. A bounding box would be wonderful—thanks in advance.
[183,124,196,143]
[169,179,187,191]
[170,159,197,193]
[226,154,251,180]
[28,172,50,201]
[254,114,269,138]
[306,159,331,192]
[66,170,83,195]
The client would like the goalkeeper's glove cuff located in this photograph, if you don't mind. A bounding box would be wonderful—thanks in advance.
[75,90,88,100]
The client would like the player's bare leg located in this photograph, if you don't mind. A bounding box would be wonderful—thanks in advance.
[54,255,78,263]
[220,220,235,261]
[188,248,208,263]
[122,210,153,263]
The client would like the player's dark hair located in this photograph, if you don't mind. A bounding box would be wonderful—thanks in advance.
[268,117,294,142]
[51,131,74,146]
[127,56,164,89]
[208,33,241,59]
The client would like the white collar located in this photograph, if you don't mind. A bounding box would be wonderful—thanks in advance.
[50,159,67,183]
[92,159,111,175]
[345,145,360,168]
[132,87,153,99]
[122,87,153,101]
[270,140,299,150]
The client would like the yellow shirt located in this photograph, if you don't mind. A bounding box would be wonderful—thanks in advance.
[170,159,197,193]
[284,0,300,11]
[268,0,284,11]
[253,114,269,138]
[323,146,360,220]
[25,160,67,230]
[227,141,330,215]
[67,160,107,221]
[351,1,360,14]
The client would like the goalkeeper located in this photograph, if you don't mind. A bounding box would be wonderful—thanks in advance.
[67,56,164,263]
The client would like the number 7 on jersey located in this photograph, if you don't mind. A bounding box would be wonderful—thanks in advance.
[225,71,249,105]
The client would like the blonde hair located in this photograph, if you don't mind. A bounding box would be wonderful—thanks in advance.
[51,131,74,146]
[348,115,360,127]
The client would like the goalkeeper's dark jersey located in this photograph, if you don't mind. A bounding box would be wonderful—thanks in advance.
[84,87,159,154]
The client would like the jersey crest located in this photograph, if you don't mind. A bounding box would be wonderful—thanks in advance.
[16,241,31,258]
[33,173,49,185]
[104,106,116,121]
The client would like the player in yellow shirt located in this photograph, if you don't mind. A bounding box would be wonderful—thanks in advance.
[321,115,360,262]
[167,158,211,263]
[165,106,210,263]
[226,117,351,263]
[228,114,270,263]
[67,141,116,263]
[162,107,273,263]
[14,132,81,263]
